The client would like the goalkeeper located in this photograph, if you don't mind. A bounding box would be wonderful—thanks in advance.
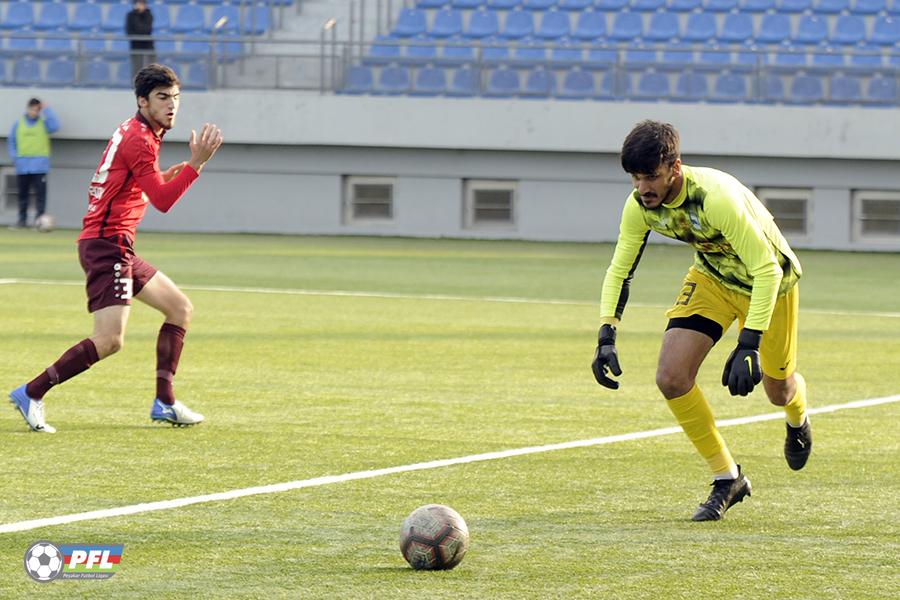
[592,120,811,522]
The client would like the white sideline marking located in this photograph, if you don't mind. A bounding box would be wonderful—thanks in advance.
[1,394,898,534]
[3,278,900,318]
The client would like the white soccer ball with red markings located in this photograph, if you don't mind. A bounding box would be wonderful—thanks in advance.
[399,504,469,570]
[25,542,63,581]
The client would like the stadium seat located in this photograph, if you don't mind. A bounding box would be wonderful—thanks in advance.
[447,66,480,96]
[890,0,900,14]
[756,13,791,45]
[632,0,666,10]
[777,0,813,11]
[45,58,76,87]
[635,71,670,101]
[502,10,535,39]
[788,74,824,103]
[12,57,41,86]
[152,5,170,33]
[453,0,486,8]
[366,36,400,64]
[719,13,754,44]
[810,44,846,69]
[40,37,75,55]
[624,43,657,68]
[866,74,897,103]
[850,0,886,13]
[669,0,702,10]
[828,74,863,103]
[7,35,38,53]
[466,8,499,39]
[572,10,607,41]
[69,3,102,32]
[511,38,548,65]
[182,40,212,59]
[111,60,132,89]
[848,44,884,70]
[394,8,427,37]
[482,38,511,63]
[440,38,476,64]
[418,0,446,7]
[773,43,808,69]
[208,5,240,35]
[182,63,210,89]
[1,2,34,30]
[377,66,411,94]
[484,67,520,96]
[537,10,570,39]
[595,0,629,10]
[343,65,374,94]
[741,0,776,11]
[0,60,6,84]
[793,15,828,45]
[585,45,617,69]
[558,68,594,99]
[171,5,205,34]
[683,13,717,43]
[523,67,555,96]
[411,66,447,95]
[609,12,643,42]
[871,17,900,46]
[698,42,733,70]
[558,0,592,9]
[83,60,112,87]
[674,71,709,101]
[404,35,438,63]
[660,42,695,70]
[550,39,583,65]
[523,0,556,9]
[243,6,271,35]
[814,0,850,12]
[432,8,464,38]
[711,72,748,102]
[705,0,739,10]
[598,70,631,99]
[487,0,521,8]
[102,4,131,32]
[644,12,680,42]
[831,15,867,45]
[35,2,68,31]
[761,74,786,102]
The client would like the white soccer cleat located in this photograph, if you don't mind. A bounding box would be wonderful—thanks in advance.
[150,398,204,427]
[9,385,56,433]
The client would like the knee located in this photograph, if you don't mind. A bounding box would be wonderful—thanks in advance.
[764,377,795,406]
[656,367,695,400]
[169,298,193,327]
[95,333,125,358]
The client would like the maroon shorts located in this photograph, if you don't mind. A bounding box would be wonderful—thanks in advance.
[78,236,158,313]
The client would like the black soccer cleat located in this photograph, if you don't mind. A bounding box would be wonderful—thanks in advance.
[784,419,812,471]
[691,466,752,522]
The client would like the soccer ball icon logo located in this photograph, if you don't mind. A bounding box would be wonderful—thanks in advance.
[24,541,63,582]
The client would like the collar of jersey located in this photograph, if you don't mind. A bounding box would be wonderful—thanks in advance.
[662,166,690,209]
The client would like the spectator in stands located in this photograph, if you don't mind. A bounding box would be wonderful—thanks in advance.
[126,0,156,78]
[7,98,60,229]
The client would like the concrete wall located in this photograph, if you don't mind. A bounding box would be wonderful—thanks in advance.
[2,87,899,250]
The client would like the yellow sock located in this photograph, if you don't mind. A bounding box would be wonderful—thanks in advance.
[667,385,738,479]
[784,372,808,428]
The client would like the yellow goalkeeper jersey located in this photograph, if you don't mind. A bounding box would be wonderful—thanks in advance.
[600,164,802,332]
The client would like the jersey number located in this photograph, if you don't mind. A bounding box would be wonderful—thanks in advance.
[675,282,697,306]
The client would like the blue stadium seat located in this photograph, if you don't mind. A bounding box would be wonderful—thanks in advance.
[734,40,763,70]
[45,58,76,87]
[523,67,555,96]
[69,3,102,32]
[453,0,486,8]
[7,35,38,53]
[609,12,643,42]
[598,70,631,99]
[871,16,900,46]
[623,43,657,68]
[102,4,131,32]
[502,10,535,38]
[669,0,702,10]
[40,37,75,55]
[83,60,112,87]
[466,8,499,38]
[559,0,593,8]
[343,65,374,94]
[788,74,824,103]
[112,60,133,89]
[156,38,178,61]
[487,0,521,8]
[243,5,271,35]
[558,68,595,98]
[367,35,401,64]
[741,0,776,10]
[793,15,828,45]
[848,44,884,70]
[828,74,863,103]
[377,65,411,94]
[761,74,785,102]
[850,0,886,13]
[537,10,570,39]
[573,10,607,40]
[644,12,680,42]
[2,2,34,30]
[485,67,520,96]
[711,72,748,102]
[394,8,427,37]
[635,71,670,100]
[831,15,866,45]
[418,0,447,7]
[697,42,732,70]
[12,57,41,86]
[404,35,438,63]
[511,38,548,65]
[867,74,897,103]
[674,71,709,101]
[432,8,464,38]
[810,44,847,69]
[208,5,240,35]
[890,0,900,14]
[777,0,813,11]
[182,40,211,59]
[482,38,511,62]
[550,39,583,65]
[814,0,850,12]
[585,45,617,69]
[440,37,476,64]
[523,0,557,9]
[172,5,205,34]
[756,13,791,45]
[661,42,695,70]
[773,43,808,69]
[35,2,68,31]
[152,5,171,33]
[447,66,480,96]
[683,13,717,43]
[411,66,447,95]
[595,0,629,9]
[704,0,739,10]
[719,13,754,44]
[633,0,666,10]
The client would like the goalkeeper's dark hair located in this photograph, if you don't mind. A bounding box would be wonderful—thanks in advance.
[134,64,180,100]
[620,120,680,175]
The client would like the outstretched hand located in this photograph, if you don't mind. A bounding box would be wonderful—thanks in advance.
[161,161,187,182]
[188,123,224,172]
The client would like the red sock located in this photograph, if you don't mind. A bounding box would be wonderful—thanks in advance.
[156,323,186,405]
[26,338,100,400]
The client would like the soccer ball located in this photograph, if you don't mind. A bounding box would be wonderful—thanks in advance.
[35,214,55,233]
[24,541,63,582]
[399,504,469,570]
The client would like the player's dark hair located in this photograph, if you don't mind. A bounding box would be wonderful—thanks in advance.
[134,64,180,100]
[620,120,680,175]
[28,98,41,107]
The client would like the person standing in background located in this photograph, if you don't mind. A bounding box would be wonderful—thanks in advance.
[7,98,60,229]
[126,0,156,78]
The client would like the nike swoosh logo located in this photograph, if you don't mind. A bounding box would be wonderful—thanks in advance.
[744,356,753,371]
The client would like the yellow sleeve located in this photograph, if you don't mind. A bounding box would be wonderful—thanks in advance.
[705,191,782,331]
[599,198,651,324]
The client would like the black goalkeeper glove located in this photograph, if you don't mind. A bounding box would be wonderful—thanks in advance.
[722,328,763,397]
[592,324,622,390]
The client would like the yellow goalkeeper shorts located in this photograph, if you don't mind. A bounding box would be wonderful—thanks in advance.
[665,266,799,379]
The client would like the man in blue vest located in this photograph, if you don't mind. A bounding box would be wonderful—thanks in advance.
[7,98,61,229]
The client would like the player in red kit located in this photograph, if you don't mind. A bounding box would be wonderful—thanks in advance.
[9,64,223,432]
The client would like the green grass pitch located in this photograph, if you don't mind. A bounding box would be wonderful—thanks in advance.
[0,230,898,598]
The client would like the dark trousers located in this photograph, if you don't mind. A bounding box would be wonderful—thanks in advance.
[17,172,47,226]
[130,50,157,79]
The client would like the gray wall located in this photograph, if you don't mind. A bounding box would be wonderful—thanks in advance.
[2,88,899,250]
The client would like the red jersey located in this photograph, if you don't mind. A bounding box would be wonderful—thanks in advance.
[80,112,199,242]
